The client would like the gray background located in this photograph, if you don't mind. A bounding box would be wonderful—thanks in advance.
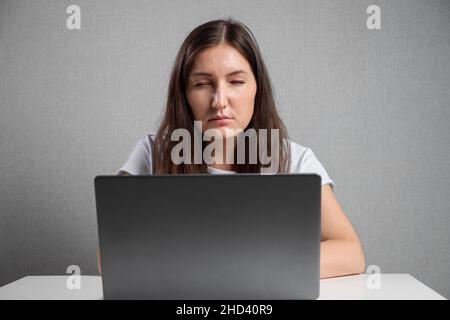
[0,0,449,298]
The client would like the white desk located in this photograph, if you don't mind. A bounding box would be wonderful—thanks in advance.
[0,274,445,300]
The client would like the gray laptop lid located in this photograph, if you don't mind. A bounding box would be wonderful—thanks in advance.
[94,174,321,300]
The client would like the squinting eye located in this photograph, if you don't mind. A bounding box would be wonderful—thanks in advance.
[194,82,211,87]
[231,81,245,85]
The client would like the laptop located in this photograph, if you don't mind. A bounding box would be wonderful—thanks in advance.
[94,174,321,300]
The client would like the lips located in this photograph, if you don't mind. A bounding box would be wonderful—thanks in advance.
[209,115,232,121]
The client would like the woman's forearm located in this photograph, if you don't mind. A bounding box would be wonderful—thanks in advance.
[97,241,365,278]
[320,239,365,279]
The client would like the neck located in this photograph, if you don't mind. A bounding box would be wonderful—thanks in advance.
[208,137,235,171]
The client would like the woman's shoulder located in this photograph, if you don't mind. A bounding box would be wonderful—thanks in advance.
[284,139,312,161]
[135,133,156,154]
[116,133,155,175]
[284,139,335,188]
[284,139,321,171]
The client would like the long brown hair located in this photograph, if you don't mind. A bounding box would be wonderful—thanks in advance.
[153,19,290,174]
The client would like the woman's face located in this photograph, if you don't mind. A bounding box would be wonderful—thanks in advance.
[186,43,257,139]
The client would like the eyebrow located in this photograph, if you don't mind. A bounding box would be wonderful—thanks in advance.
[190,69,248,77]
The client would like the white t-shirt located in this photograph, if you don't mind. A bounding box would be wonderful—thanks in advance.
[117,134,335,190]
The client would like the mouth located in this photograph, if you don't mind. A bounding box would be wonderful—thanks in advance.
[208,115,233,121]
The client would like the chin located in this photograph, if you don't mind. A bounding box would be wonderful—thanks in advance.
[204,126,242,140]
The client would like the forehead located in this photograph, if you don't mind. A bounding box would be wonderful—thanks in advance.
[190,44,252,74]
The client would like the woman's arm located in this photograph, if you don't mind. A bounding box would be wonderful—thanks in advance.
[96,176,365,277]
[97,170,131,274]
[320,184,365,279]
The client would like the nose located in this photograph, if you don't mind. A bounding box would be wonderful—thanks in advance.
[211,83,228,109]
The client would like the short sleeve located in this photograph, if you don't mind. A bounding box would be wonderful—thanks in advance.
[116,136,152,175]
[299,148,335,190]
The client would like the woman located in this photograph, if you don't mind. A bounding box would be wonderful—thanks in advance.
[102,19,365,279]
